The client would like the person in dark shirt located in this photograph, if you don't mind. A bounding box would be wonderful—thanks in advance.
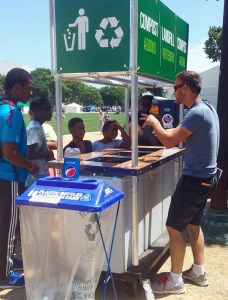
[130,94,163,146]
[63,117,92,155]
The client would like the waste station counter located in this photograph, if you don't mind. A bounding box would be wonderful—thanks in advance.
[48,146,184,291]
[49,146,184,177]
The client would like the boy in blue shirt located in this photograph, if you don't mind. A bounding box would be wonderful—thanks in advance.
[0,68,38,289]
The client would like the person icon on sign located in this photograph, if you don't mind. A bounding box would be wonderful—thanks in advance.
[69,8,89,50]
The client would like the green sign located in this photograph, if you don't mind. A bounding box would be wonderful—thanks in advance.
[54,0,188,82]
[55,0,130,74]
[138,0,189,81]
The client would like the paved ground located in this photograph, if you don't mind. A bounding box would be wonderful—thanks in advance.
[0,133,227,299]
[0,242,227,300]
[84,131,104,141]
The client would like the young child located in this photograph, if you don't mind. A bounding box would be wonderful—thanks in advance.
[103,111,110,124]
[92,120,131,151]
[98,109,104,131]
[63,117,92,155]
[26,97,55,186]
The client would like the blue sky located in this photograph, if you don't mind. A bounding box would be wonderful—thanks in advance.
[0,0,224,73]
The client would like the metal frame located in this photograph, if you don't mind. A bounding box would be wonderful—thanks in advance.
[49,0,181,282]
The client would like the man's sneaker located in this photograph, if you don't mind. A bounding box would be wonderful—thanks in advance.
[151,274,186,294]
[0,271,25,289]
[12,258,23,271]
[183,266,209,287]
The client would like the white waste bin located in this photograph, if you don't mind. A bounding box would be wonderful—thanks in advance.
[16,177,124,300]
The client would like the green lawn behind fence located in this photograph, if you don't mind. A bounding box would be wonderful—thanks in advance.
[23,112,125,135]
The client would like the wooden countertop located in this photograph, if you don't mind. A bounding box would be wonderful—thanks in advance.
[49,146,184,176]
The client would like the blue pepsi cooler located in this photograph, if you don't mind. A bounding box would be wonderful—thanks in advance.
[16,177,124,300]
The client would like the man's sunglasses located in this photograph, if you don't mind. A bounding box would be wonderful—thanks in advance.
[173,84,184,92]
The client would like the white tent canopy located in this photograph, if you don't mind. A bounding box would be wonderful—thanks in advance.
[65,103,82,113]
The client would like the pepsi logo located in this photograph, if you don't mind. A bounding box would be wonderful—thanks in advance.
[65,165,76,177]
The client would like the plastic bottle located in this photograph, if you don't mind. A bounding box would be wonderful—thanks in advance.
[142,279,155,300]
[64,147,81,158]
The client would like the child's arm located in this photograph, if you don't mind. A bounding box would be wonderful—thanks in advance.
[117,123,131,148]
[46,140,58,150]
[43,124,58,150]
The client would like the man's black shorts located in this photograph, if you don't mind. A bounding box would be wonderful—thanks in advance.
[166,174,218,232]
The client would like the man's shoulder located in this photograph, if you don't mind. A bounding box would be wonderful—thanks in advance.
[186,101,216,121]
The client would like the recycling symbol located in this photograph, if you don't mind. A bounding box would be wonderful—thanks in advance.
[95,16,124,49]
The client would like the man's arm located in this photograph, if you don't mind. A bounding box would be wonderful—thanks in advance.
[141,114,192,148]
[3,142,39,174]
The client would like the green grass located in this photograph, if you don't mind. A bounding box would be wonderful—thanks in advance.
[23,112,125,135]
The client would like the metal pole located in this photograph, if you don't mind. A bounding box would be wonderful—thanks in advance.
[49,0,55,74]
[130,0,139,267]
[55,77,63,161]
[49,0,63,161]
[124,87,130,134]
[130,1,138,167]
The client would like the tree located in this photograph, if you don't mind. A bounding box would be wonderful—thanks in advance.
[62,80,84,105]
[31,68,55,105]
[81,84,102,106]
[100,86,125,106]
[138,87,147,97]
[145,87,165,97]
[204,26,222,62]
[0,74,5,96]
